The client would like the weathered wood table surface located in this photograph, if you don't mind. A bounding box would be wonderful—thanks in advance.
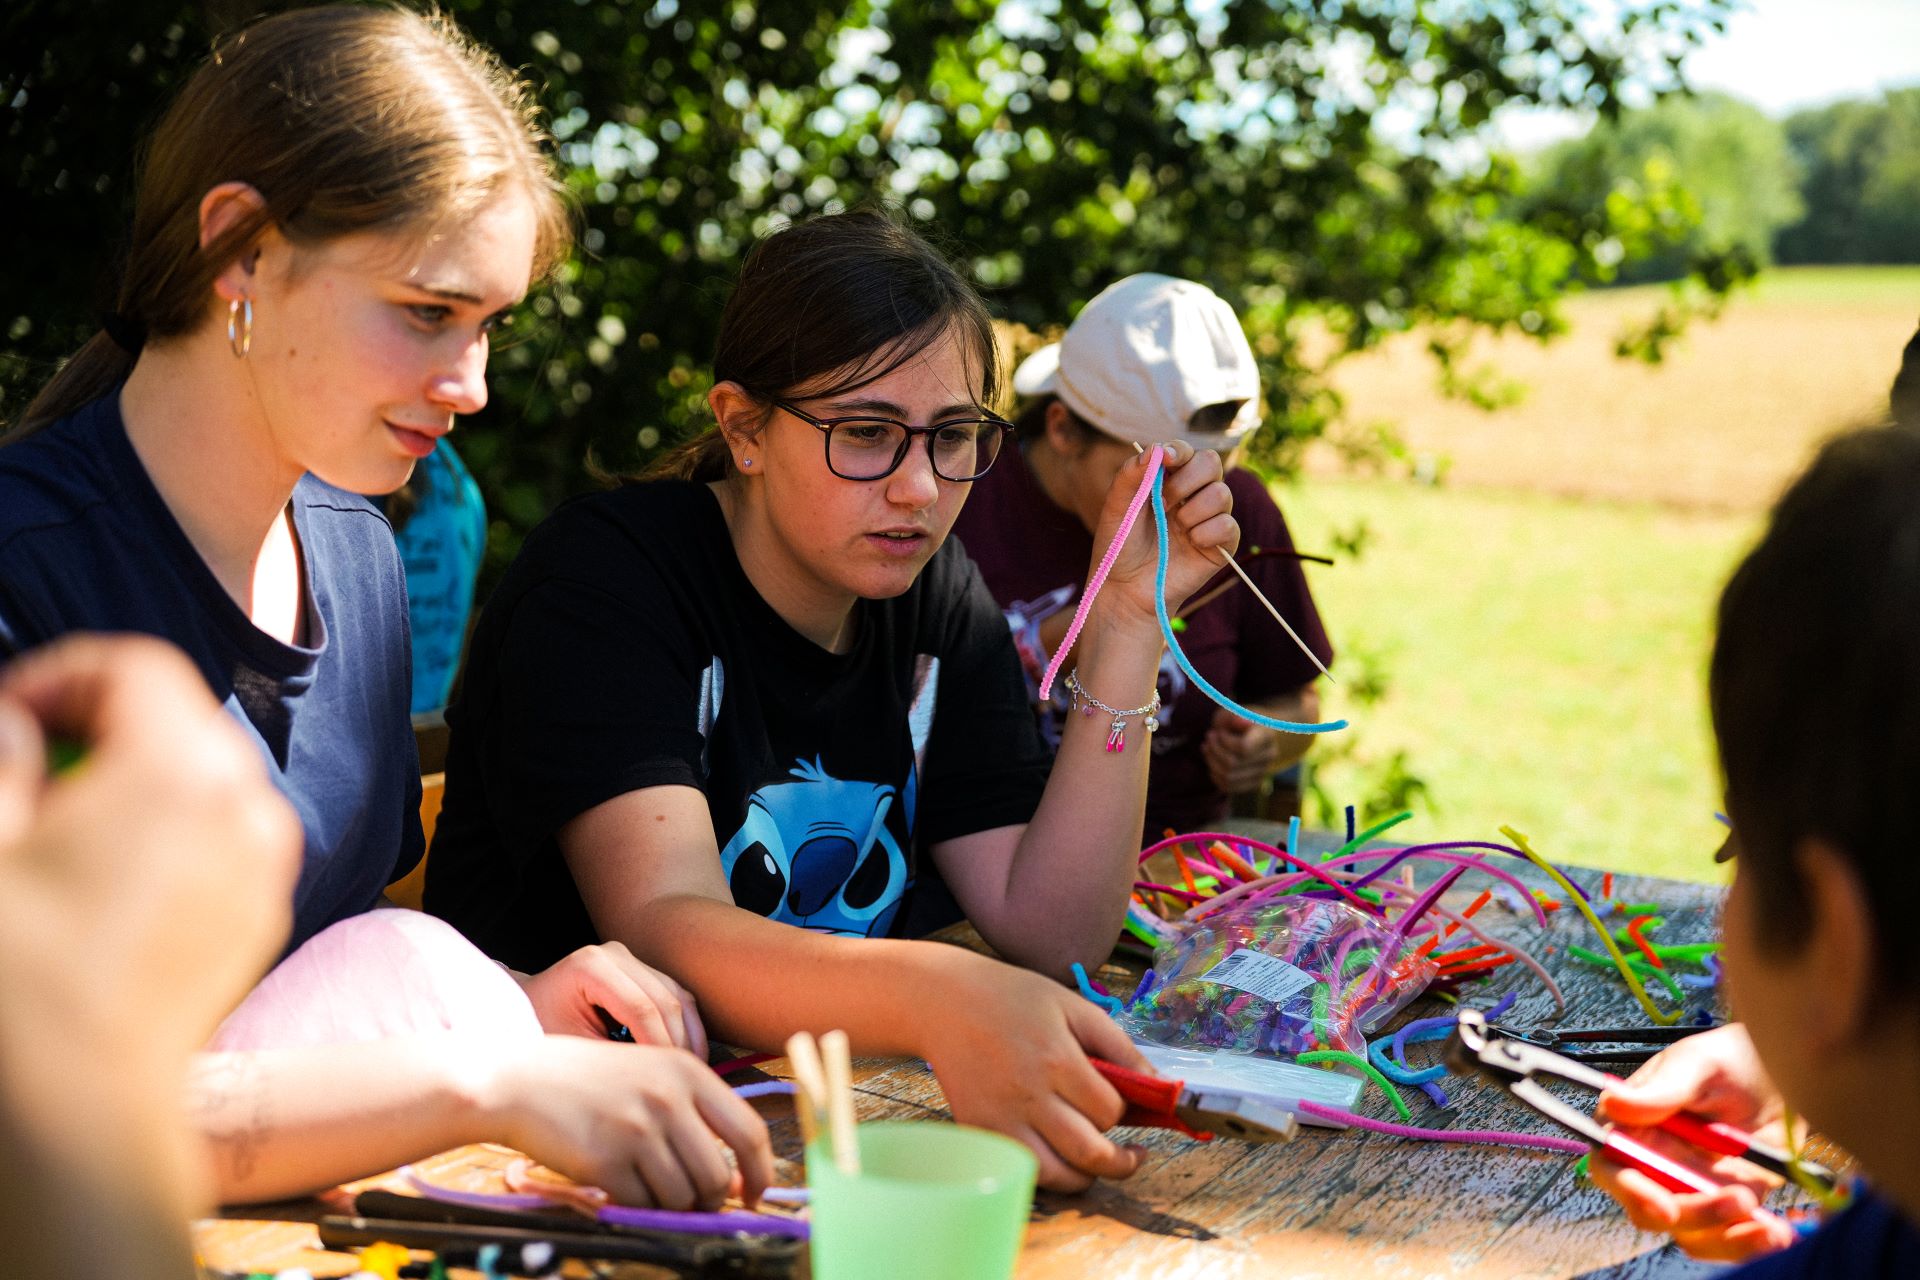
[196,835,1764,1280]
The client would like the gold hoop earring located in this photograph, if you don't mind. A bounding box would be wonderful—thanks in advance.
[227,297,253,359]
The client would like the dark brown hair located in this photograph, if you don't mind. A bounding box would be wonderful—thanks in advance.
[1014,393,1244,446]
[1711,424,1920,995]
[1014,394,1092,444]
[647,208,999,482]
[12,4,571,436]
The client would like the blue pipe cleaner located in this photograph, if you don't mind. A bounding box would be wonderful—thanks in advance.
[1370,1026,1450,1085]
[1071,962,1124,1016]
[1151,470,1346,734]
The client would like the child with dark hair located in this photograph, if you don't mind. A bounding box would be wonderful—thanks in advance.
[954,273,1333,836]
[427,208,1245,1191]
[1590,425,1920,1274]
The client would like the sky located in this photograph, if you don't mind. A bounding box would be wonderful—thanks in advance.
[1495,0,1920,152]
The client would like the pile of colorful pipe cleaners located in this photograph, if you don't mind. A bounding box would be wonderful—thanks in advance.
[1076,808,1724,1155]
[1025,434,1730,1158]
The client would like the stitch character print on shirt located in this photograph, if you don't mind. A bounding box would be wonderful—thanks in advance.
[710,656,942,937]
[718,757,911,936]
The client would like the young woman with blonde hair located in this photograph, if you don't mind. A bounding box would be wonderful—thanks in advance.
[1,5,770,1210]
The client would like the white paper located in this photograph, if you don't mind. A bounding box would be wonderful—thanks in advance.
[1129,1040,1364,1126]
[1197,947,1317,1005]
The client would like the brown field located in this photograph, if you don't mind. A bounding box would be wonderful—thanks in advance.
[1308,267,1920,510]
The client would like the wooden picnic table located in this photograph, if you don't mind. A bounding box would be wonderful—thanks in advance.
[194,830,1771,1280]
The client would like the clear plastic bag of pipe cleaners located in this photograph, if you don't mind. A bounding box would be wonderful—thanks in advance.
[1120,897,1436,1059]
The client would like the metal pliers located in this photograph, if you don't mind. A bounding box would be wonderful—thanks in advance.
[1485,1022,1711,1066]
[1449,1009,1838,1196]
[1093,1058,1299,1143]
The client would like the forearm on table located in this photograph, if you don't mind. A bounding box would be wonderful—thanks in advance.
[612,894,989,1056]
[986,614,1163,975]
[189,1038,510,1205]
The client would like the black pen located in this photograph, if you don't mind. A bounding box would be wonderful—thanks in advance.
[321,1214,692,1265]
[348,1191,804,1276]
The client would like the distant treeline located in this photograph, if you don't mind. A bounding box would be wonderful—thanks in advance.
[1524,88,1920,282]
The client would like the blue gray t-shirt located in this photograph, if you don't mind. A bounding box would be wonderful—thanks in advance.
[0,391,423,953]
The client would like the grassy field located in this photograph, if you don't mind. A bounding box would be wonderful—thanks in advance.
[1275,266,1919,882]
[1277,477,1754,882]
[1310,266,1920,512]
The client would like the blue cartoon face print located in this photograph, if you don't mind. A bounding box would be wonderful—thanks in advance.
[718,757,910,937]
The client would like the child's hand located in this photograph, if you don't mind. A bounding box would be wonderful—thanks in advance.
[1590,1024,1801,1261]
[1202,707,1282,795]
[489,1037,772,1211]
[519,941,706,1054]
[1088,441,1239,632]
[919,954,1153,1192]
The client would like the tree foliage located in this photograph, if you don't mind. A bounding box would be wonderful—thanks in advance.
[1522,90,1801,285]
[5,0,1739,578]
[1776,88,1920,265]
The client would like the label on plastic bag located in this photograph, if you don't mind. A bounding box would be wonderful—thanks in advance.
[1196,948,1317,1004]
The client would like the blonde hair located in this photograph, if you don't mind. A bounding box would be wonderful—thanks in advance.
[14,4,571,434]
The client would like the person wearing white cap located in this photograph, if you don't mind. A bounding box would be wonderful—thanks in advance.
[953,273,1334,836]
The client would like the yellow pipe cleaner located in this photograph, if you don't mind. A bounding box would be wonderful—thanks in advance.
[1501,826,1681,1026]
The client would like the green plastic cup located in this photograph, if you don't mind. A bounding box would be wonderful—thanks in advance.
[807,1121,1038,1280]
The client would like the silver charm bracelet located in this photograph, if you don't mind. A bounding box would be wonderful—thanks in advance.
[1064,667,1161,754]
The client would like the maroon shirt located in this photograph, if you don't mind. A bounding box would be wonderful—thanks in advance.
[951,441,1334,837]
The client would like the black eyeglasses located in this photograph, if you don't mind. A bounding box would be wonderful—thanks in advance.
[774,399,1015,482]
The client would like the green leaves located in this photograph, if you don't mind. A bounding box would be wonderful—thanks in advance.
[2,0,1741,582]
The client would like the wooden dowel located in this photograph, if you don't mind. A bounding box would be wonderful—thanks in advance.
[820,1029,859,1175]
[1131,441,1334,683]
[784,1031,828,1153]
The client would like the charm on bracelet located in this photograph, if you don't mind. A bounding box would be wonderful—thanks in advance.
[1064,667,1161,753]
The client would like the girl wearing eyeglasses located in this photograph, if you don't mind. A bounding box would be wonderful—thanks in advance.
[427,209,1240,1190]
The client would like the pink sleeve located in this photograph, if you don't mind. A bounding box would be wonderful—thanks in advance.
[207,908,542,1052]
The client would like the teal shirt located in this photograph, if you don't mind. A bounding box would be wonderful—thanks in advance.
[395,439,487,712]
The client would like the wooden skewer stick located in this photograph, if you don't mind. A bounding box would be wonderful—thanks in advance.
[1132,441,1336,684]
[1208,543,1336,683]
[819,1029,860,1175]
[784,1031,829,1153]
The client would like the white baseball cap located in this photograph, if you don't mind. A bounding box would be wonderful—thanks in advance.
[1012,273,1262,451]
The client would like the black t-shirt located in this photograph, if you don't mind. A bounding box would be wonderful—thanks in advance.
[425,480,1051,972]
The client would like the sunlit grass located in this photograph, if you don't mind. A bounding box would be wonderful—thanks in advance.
[1277,474,1756,882]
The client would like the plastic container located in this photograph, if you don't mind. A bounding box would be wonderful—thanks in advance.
[807,1122,1037,1280]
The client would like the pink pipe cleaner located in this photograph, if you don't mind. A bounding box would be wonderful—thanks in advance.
[1037,446,1164,700]
[1140,830,1377,915]
[1426,898,1567,1012]
[1297,1102,1586,1154]
[1314,848,1551,928]
[1184,843,1549,932]
[1134,880,1207,902]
